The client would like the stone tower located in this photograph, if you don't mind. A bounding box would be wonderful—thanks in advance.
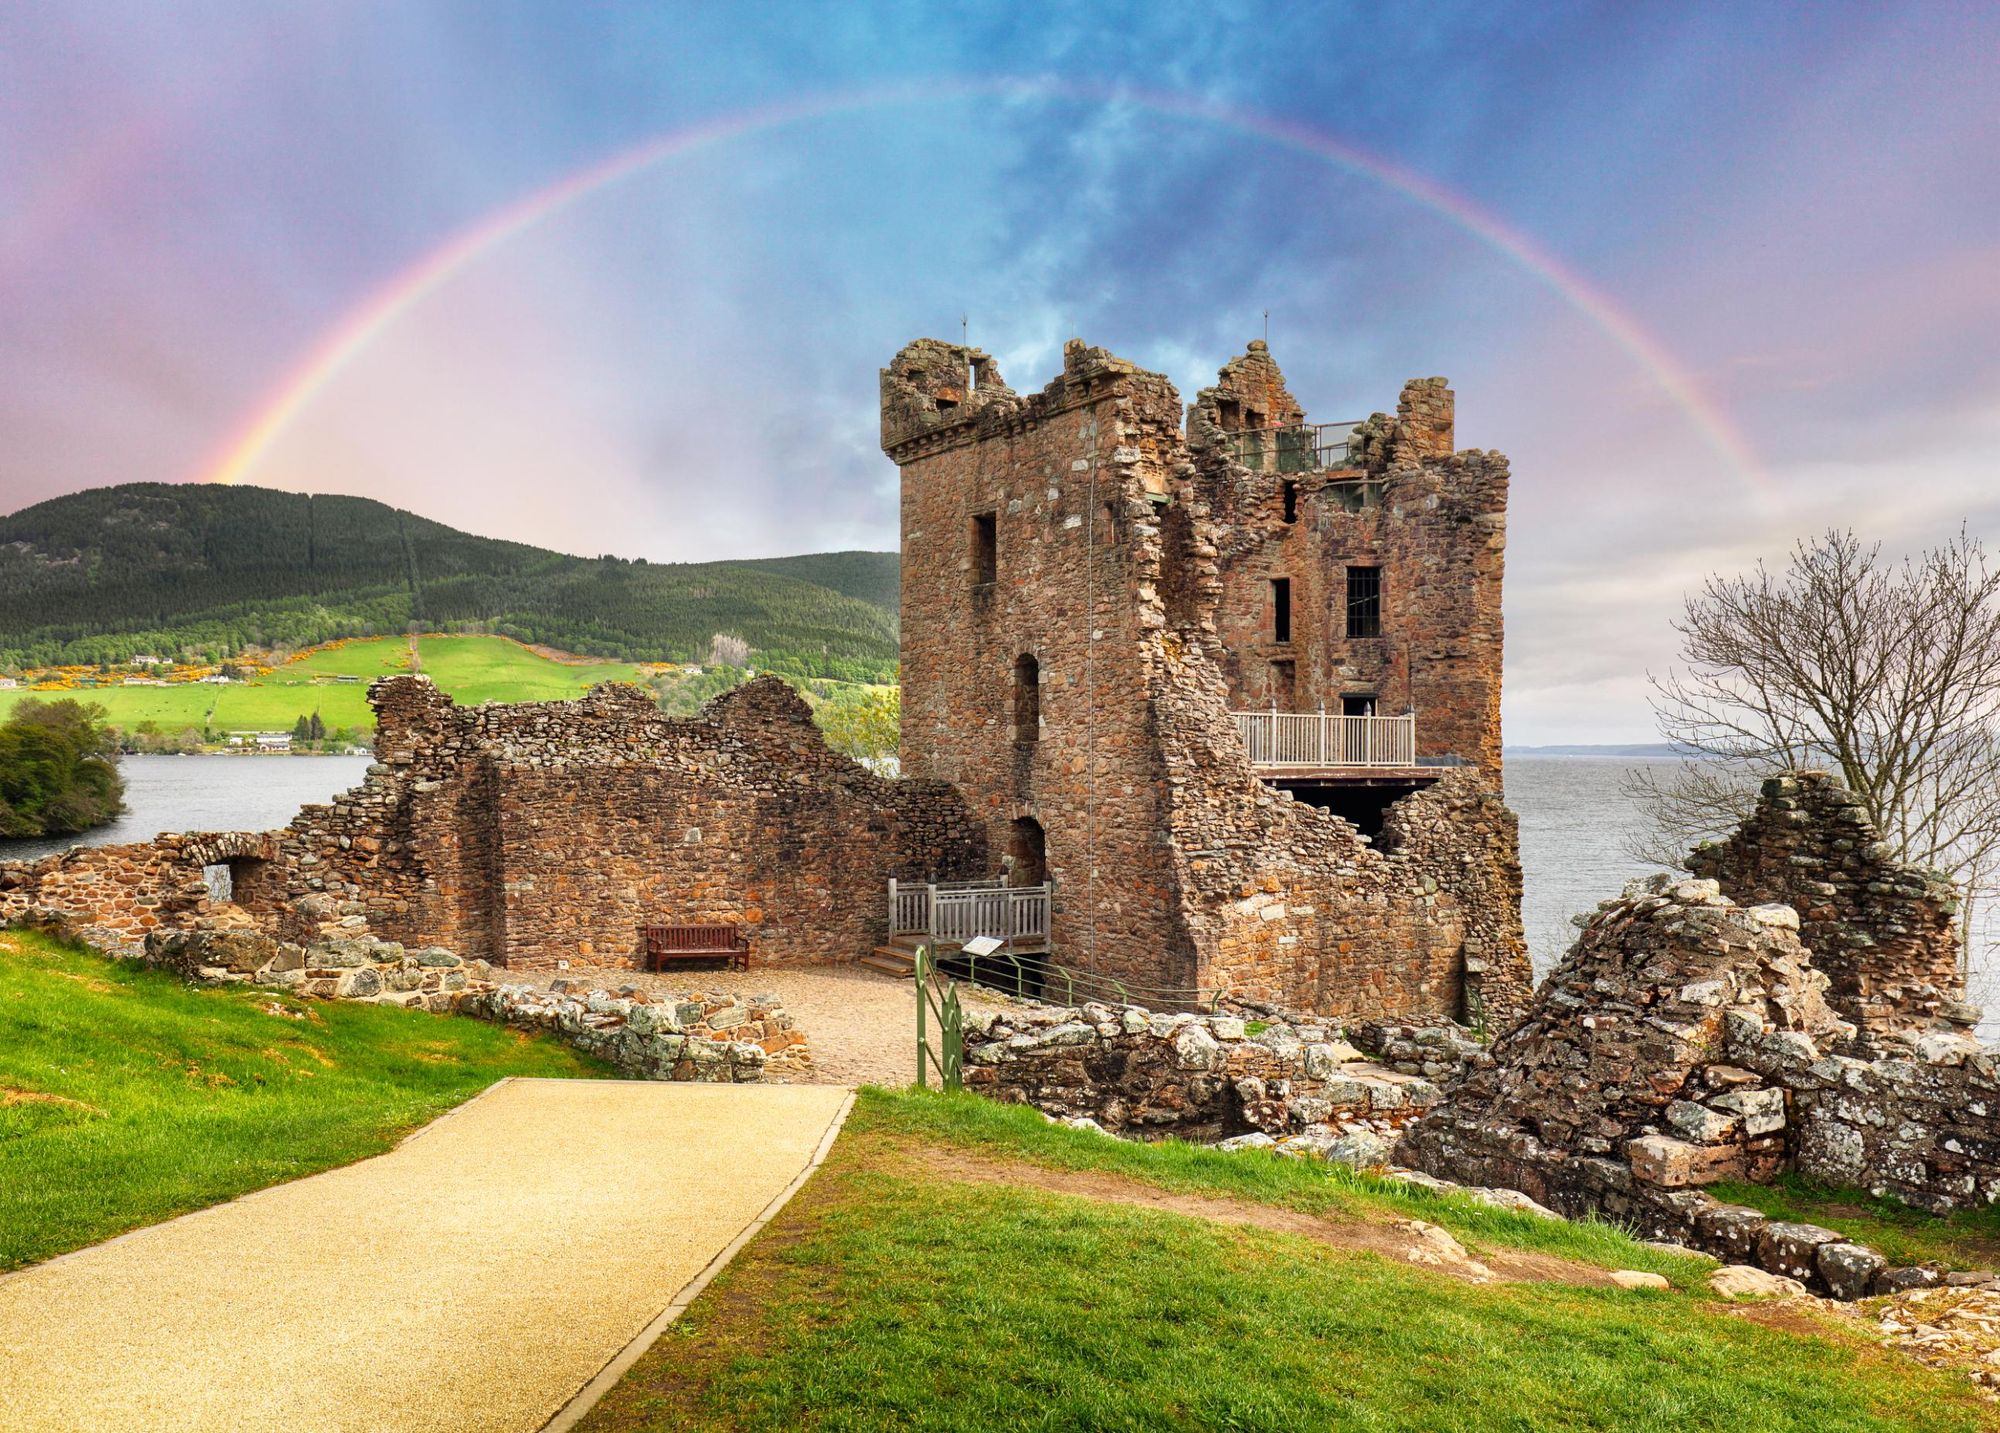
[884,336,1530,1023]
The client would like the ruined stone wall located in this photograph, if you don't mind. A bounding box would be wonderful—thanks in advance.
[1149,647,1522,1020]
[1689,771,1965,1039]
[1187,361,1506,773]
[962,999,1446,1147]
[0,830,276,955]
[1377,774,1531,1029]
[265,676,985,970]
[1401,871,2000,1294]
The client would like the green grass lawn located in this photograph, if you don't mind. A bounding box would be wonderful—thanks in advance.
[856,1085,1710,1282]
[0,929,608,1270]
[581,1089,1990,1433]
[1712,1172,2000,1273]
[0,634,644,737]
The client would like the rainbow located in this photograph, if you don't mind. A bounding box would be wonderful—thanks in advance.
[200,78,1762,490]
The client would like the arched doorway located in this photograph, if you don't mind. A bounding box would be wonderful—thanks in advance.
[1009,816,1047,888]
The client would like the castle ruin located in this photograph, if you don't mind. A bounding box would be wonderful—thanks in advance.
[885,335,1528,1022]
[4,333,1533,1028]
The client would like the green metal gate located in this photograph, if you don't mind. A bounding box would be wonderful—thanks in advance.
[913,945,964,1091]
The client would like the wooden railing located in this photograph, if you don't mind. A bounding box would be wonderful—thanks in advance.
[1233,710,1417,768]
[889,878,1050,948]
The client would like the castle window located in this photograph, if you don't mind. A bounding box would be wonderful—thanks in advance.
[1101,501,1118,545]
[971,512,997,586]
[1217,398,1241,431]
[1282,480,1298,524]
[1013,653,1040,743]
[1271,578,1292,644]
[1347,565,1381,638]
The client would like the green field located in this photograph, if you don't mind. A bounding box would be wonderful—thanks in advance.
[0,635,644,737]
[0,929,607,1270]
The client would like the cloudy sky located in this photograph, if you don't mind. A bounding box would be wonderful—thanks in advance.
[2,3,1995,742]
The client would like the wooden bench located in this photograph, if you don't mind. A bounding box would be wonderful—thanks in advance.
[641,924,749,972]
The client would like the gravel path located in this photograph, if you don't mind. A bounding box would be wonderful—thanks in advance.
[0,1079,851,1433]
[518,963,1014,1087]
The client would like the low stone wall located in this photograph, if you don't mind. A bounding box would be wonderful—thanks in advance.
[0,831,274,955]
[145,926,480,1009]
[963,1001,1451,1151]
[461,982,811,1083]
[128,926,810,1083]
[1792,1041,2000,1215]
[1398,872,1996,1296]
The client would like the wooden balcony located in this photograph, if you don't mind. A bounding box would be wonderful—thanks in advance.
[1232,710,1419,774]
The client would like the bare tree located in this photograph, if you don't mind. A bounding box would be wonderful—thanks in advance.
[708,633,751,669]
[1626,528,2000,979]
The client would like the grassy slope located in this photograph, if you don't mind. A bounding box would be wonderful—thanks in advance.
[0,634,642,735]
[1712,1173,2000,1272]
[582,1089,1988,1433]
[0,930,607,1270]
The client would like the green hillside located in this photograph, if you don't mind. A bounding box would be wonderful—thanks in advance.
[732,551,901,613]
[0,483,899,679]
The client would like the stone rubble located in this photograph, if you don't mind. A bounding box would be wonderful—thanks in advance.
[1398,860,2000,1297]
[964,998,1461,1147]
[130,926,810,1083]
[461,981,811,1083]
[1873,1287,2000,1395]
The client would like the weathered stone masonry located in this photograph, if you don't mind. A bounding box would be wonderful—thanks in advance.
[1689,771,1966,1041]
[255,675,987,970]
[885,336,1529,1024]
[1401,774,1992,1294]
[2,677,986,973]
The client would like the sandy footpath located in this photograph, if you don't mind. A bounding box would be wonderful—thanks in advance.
[0,1078,851,1433]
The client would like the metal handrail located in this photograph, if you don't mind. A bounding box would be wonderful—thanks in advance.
[1218,420,1362,472]
[1232,710,1416,768]
[950,945,1230,1015]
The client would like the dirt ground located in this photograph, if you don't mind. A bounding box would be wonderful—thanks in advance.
[505,962,1013,1087]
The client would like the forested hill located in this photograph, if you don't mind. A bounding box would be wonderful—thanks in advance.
[0,483,900,678]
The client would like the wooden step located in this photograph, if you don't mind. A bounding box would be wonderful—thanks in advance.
[859,948,915,977]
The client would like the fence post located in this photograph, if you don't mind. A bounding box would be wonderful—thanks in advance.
[914,943,928,1089]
